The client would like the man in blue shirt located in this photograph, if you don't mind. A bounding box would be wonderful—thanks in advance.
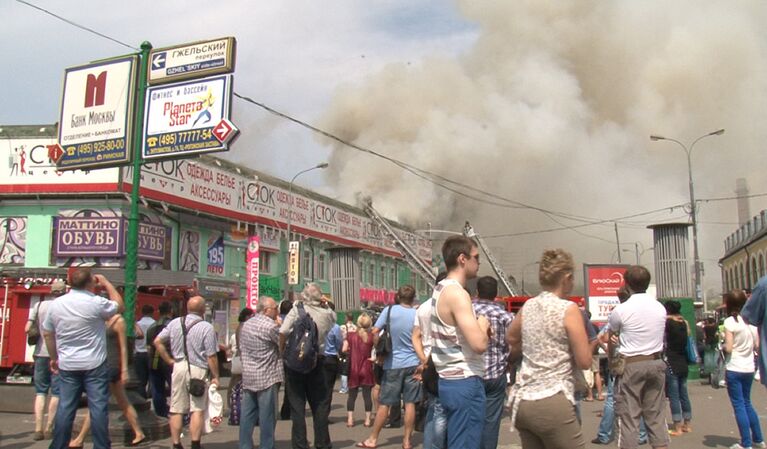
[43,268,123,449]
[742,274,767,386]
[357,286,421,449]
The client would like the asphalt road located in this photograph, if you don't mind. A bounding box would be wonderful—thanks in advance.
[0,380,762,448]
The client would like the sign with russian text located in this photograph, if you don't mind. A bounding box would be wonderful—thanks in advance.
[133,222,170,261]
[148,37,236,85]
[57,56,137,170]
[583,264,629,322]
[288,241,300,285]
[143,74,235,160]
[246,236,260,309]
[125,159,432,261]
[207,235,225,276]
[53,217,123,257]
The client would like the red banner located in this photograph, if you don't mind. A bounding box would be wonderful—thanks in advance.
[584,264,629,322]
[246,236,260,310]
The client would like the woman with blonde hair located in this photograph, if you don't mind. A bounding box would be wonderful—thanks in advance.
[506,249,592,449]
[343,313,376,427]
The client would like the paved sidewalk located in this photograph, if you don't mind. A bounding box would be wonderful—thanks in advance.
[0,381,763,448]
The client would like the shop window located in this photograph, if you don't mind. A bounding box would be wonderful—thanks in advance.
[303,250,313,281]
[260,251,272,274]
[318,253,327,280]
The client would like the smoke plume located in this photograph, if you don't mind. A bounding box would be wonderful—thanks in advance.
[317,1,767,292]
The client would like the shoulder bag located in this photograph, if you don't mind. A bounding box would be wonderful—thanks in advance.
[375,306,393,359]
[27,302,43,346]
[181,316,207,397]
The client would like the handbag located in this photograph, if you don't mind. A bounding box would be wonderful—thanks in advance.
[375,306,393,359]
[422,355,439,396]
[181,316,207,397]
[684,321,699,364]
[27,302,42,346]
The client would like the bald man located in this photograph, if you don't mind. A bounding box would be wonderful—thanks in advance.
[155,296,220,449]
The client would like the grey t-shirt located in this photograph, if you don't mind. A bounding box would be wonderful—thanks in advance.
[28,300,51,358]
[42,289,118,371]
[279,301,337,353]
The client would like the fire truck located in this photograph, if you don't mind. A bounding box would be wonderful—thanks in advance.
[0,272,191,379]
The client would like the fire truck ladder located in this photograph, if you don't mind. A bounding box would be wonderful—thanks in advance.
[463,221,520,296]
[363,201,436,286]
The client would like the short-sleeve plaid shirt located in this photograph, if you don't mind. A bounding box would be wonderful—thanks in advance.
[472,299,514,380]
[240,313,283,392]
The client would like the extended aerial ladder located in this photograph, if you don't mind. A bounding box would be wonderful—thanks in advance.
[463,221,520,296]
[363,200,437,286]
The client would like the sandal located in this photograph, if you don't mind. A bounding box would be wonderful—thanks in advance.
[356,442,377,449]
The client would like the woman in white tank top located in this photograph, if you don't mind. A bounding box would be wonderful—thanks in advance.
[506,249,592,449]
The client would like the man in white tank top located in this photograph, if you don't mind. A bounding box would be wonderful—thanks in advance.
[431,236,490,449]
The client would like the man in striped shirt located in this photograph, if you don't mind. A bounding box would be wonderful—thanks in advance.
[239,296,282,449]
[472,276,514,449]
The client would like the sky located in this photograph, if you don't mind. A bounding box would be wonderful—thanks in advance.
[2,0,767,298]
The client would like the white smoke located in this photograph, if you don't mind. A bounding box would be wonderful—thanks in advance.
[317,1,767,292]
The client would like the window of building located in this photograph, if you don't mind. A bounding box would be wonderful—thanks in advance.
[303,250,313,281]
[739,263,745,289]
[318,253,327,280]
[759,254,765,278]
[752,257,759,289]
[381,265,387,289]
[259,251,272,274]
[369,263,375,287]
[391,266,397,289]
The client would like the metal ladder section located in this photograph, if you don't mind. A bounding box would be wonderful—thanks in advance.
[462,221,519,296]
[363,201,436,286]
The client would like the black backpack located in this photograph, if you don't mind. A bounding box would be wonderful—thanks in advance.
[146,317,172,370]
[283,302,320,374]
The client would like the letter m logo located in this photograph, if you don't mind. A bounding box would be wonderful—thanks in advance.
[84,71,107,107]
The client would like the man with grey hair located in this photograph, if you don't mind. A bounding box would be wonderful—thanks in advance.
[154,296,219,449]
[239,296,282,449]
[26,279,66,441]
[279,283,337,449]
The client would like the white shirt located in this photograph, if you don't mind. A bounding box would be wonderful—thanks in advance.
[724,316,758,373]
[414,299,433,357]
[135,316,156,353]
[607,292,666,357]
[42,289,118,371]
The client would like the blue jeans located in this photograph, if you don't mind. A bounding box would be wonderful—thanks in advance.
[149,366,171,418]
[239,384,278,449]
[596,376,648,444]
[481,376,507,449]
[439,376,485,449]
[665,368,691,422]
[51,362,111,449]
[423,393,447,449]
[726,370,764,448]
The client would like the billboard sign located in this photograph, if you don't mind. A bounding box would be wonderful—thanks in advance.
[207,235,225,276]
[57,56,137,170]
[288,241,300,285]
[53,217,123,257]
[246,236,260,309]
[583,264,629,322]
[143,74,236,160]
[148,37,236,85]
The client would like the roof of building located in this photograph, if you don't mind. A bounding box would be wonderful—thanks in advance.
[0,124,57,138]
[720,209,767,262]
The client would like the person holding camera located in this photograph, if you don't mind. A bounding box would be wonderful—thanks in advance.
[154,295,220,449]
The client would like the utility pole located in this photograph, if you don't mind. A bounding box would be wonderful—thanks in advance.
[614,222,622,263]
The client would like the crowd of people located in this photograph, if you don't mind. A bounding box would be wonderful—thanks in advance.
[24,240,767,449]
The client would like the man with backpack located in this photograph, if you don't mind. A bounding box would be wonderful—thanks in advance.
[279,283,337,449]
[146,301,174,418]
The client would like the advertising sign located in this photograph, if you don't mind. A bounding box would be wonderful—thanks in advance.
[57,56,137,170]
[126,159,432,261]
[246,236,260,309]
[53,217,123,257]
[134,222,170,261]
[0,137,121,194]
[583,264,629,322]
[288,241,300,285]
[207,235,225,276]
[143,74,236,160]
[148,37,236,85]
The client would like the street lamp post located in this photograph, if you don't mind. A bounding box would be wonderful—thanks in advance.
[650,128,724,311]
[284,162,329,302]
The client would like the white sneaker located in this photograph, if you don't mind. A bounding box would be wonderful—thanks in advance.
[729,444,751,449]
[753,442,766,448]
